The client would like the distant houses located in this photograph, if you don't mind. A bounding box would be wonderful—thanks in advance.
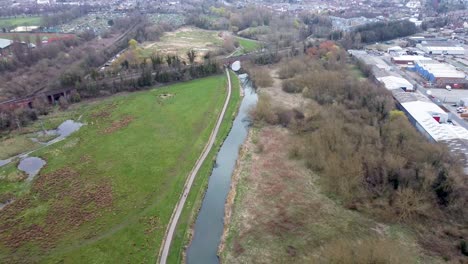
[0,38,36,56]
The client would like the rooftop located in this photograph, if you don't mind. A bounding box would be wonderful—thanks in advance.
[0,38,12,49]
[392,55,433,61]
[377,75,414,90]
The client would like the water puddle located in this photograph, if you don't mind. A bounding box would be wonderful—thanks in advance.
[17,157,46,181]
[55,120,83,139]
[0,119,83,169]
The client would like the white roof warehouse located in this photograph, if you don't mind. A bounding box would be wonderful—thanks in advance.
[377,75,414,91]
[417,44,465,55]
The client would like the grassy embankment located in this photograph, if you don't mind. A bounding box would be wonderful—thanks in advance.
[0,16,42,28]
[232,37,261,56]
[165,71,241,263]
[0,75,229,263]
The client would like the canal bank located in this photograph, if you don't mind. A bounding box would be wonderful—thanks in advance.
[185,74,257,264]
[161,71,241,264]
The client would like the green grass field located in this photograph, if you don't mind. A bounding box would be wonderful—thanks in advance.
[0,16,42,28]
[230,37,261,56]
[167,71,241,263]
[0,75,230,263]
[0,33,74,41]
[237,37,261,53]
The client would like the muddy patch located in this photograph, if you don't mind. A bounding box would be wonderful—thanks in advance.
[0,199,14,210]
[101,116,134,134]
[91,103,117,119]
[159,93,174,99]
[0,168,113,249]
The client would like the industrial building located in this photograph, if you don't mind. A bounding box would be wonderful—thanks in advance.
[412,61,467,88]
[391,55,432,65]
[416,43,465,55]
[392,89,468,172]
[377,75,414,91]
[350,49,468,172]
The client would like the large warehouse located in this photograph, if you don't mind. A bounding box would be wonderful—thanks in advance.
[377,75,414,91]
[391,55,432,65]
[413,61,467,88]
[392,89,468,172]
[416,43,465,55]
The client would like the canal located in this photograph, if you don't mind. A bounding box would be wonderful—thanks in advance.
[186,74,257,264]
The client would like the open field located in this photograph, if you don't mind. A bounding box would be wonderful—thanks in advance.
[0,75,229,263]
[166,71,241,263]
[143,26,224,61]
[0,16,42,28]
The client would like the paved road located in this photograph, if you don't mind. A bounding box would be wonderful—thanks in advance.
[158,69,232,264]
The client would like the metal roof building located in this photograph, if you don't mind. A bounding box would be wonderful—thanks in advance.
[414,61,466,84]
[391,55,432,65]
[417,44,465,55]
[377,75,414,91]
[392,89,468,173]
[0,38,12,50]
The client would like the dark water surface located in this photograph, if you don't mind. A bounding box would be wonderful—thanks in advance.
[186,75,257,264]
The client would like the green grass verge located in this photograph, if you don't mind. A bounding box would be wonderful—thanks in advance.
[0,161,29,203]
[0,134,40,160]
[236,37,261,53]
[166,71,241,263]
[0,16,42,28]
[0,75,228,263]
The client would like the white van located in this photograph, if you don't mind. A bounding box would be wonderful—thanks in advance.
[446,85,452,91]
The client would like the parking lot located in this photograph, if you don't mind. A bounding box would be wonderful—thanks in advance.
[429,88,468,104]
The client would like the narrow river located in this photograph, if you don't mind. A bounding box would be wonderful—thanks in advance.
[186,74,257,264]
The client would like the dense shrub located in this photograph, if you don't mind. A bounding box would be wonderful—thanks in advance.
[282,80,302,93]
[252,52,467,260]
[247,67,273,88]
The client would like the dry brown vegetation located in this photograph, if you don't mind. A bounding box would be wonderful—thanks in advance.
[224,43,467,262]
[318,238,416,263]
[0,167,112,252]
[221,126,423,263]
[101,115,134,134]
[245,65,274,88]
